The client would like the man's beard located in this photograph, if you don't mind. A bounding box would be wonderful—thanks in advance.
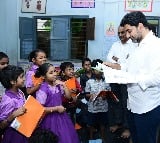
[131,37,141,43]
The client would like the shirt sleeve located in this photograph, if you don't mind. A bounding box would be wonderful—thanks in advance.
[136,48,160,90]
[36,89,47,105]
[0,96,15,121]
[106,43,117,63]
[120,62,127,71]
[25,70,34,88]
[137,67,160,90]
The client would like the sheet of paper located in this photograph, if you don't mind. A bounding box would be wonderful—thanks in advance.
[100,63,137,83]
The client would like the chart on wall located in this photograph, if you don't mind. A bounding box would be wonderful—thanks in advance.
[71,0,95,8]
[125,0,153,12]
[21,0,47,13]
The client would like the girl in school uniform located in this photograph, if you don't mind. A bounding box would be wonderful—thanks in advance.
[0,65,27,143]
[35,63,80,143]
[25,49,47,97]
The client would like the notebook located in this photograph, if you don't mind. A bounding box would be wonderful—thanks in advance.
[31,74,43,86]
[93,90,119,102]
[10,95,45,137]
[65,77,77,97]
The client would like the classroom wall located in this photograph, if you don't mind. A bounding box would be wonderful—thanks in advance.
[0,0,160,65]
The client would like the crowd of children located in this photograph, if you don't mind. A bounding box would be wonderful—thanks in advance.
[0,49,131,143]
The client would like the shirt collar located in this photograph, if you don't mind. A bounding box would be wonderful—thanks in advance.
[126,39,133,44]
[5,89,24,99]
[139,31,154,46]
[30,64,39,72]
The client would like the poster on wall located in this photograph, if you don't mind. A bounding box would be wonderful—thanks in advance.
[21,0,47,13]
[105,22,116,37]
[71,0,95,8]
[103,21,118,60]
[125,0,153,12]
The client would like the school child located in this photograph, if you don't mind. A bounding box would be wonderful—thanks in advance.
[85,59,110,143]
[35,63,80,143]
[80,57,95,92]
[59,62,82,124]
[0,53,10,140]
[0,65,27,143]
[0,52,9,97]
[76,58,95,143]
[25,49,47,97]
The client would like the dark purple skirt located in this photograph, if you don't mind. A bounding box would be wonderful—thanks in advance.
[39,112,80,143]
[2,127,28,143]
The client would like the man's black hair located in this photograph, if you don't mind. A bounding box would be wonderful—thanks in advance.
[120,11,149,28]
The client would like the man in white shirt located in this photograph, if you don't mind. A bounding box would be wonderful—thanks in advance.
[107,26,136,64]
[107,26,136,142]
[104,11,160,143]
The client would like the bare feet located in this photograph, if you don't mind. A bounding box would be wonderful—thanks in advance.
[121,129,130,138]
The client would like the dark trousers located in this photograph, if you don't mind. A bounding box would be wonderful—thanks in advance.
[127,106,160,143]
[108,84,129,143]
[108,83,128,127]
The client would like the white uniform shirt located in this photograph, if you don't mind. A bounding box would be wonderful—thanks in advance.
[107,39,136,64]
[122,31,160,114]
[85,79,110,113]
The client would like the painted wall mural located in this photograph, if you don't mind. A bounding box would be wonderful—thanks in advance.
[125,0,153,12]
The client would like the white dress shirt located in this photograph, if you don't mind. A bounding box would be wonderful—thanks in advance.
[122,31,160,114]
[107,39,136,64]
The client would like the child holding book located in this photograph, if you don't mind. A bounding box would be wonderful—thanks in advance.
[25,49,47,97]
[35,63,80,143]
[85,59,110,143]
[78,58,95,143]
[59,62,82,124]
[0,65,27,143]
